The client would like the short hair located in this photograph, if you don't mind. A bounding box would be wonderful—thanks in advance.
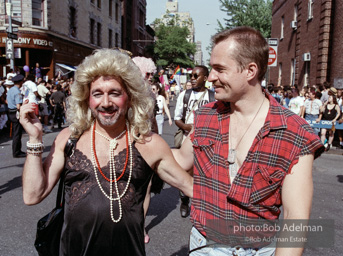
[323,81,331,89]
[67,49,154,141]
[194,65,209,77]
[212,26,269,82]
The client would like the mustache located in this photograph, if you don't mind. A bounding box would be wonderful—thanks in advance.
[96,106,118,112]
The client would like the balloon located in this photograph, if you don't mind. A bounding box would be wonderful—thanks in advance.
[23,65,29,72]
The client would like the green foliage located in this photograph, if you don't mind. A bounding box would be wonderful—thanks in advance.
[153,13,196,69]
[218,0,272,38]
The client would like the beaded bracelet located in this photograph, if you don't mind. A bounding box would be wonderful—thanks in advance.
[27,141,45,153]
[27,150,43,156]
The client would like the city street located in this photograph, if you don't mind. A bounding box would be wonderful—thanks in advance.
[0,99,342,256]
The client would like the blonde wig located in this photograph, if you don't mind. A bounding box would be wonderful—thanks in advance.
[67,48,154,141]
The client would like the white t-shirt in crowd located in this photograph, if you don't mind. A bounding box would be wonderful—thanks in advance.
[22,80,39,104]
[37,83,50,104]
[304,99,322,116]
[174,90,211,125]
[289,96,304,115]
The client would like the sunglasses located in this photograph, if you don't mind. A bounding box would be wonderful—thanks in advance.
[146,72,153,77]
[190,73,200,79]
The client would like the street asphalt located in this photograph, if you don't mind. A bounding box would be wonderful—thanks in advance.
[0,99,342,255]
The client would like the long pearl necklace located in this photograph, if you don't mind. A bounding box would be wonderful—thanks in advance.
[90,120,133,223]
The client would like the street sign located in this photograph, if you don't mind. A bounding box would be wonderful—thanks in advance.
[6,27,19,33]
[6,39,13,59]
[268,38,278,67]
[7,32,18,40]
[268,47,277,66]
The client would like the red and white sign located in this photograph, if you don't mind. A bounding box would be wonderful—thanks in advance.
[268,38,278,67]
[268,46,277,66]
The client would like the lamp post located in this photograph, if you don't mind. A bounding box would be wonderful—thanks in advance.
[6,0,15,70]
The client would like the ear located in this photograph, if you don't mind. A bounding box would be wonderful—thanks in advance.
[246,62,258,82]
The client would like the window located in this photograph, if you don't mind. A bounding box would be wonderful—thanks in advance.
[90,18,95,44]
[108,29,113,48]
[309,2,314,19]
[280,16,284,40]
[115,32,118,47]
[11,0,22,22]
[32,0,43,26]
[290,59,296,86]
[304,62,310,87]
[97,0,101,9]
[109,0,112,17]
[97,22,102,46]
[115,3,119,23]
[294,4,298,21]
[139,9,144,28]
[70,7,77,37]
[278,63,282,86]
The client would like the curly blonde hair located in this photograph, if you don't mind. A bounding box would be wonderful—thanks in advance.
[66,48,154,141]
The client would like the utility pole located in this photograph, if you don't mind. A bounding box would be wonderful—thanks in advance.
[5,0,15,70]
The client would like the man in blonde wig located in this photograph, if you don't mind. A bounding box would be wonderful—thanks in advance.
[19,49,193,255]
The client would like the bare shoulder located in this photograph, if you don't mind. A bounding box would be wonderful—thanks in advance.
[53,127,72,152]
[135,132,172,168]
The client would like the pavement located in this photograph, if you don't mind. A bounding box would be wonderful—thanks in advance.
[0,99,342,255]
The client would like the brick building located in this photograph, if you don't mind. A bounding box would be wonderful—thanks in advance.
[0,0,154,79]
[269,0,343,89]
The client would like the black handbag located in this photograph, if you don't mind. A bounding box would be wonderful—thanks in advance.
[34,138,78,256]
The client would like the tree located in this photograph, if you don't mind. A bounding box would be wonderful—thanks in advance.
[153,13,196,69]
[218,0,272,38]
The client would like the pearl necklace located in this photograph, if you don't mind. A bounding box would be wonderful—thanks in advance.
[90,120,133,223]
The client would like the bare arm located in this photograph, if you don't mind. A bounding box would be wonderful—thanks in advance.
[162,96,172,126]
[172,136,194,172]
[275,154,314,256]
[20,101,69,205]
[139,134,193,197]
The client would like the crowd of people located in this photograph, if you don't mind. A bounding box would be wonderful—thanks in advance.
[0,26,339,255]
[266,82,343,150]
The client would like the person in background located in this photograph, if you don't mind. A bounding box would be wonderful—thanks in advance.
[185,81,192,90]
[301,88,322,135]
[22,74,40,117]
[317,87,341,151]
[151,83,172,135]
[37,80,52,133]
[288,87,304,116]
[320,81,331,103]
[19,48,192,255]
[173,26,324,255]
[6,74,25,158]
[50,84,66,129]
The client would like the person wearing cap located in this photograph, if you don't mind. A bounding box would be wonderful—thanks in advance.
[316,87,341,151]
[6,74,26,158]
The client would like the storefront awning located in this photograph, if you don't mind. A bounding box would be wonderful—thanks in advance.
[56,63,76,71]
[55,63,77,76]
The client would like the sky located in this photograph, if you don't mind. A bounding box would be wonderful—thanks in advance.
[146,0,227,65]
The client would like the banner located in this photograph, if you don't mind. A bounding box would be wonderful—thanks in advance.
[305,119,343,130]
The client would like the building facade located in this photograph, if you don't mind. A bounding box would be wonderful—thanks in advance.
[121,0,155,57]
[270,0,343,89]
[0,0,154,79]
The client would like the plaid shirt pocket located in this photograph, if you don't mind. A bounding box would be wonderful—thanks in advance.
[193,138,215,177]
[249,166,286,207]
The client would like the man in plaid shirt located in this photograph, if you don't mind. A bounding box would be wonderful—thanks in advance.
[173,27,324,255]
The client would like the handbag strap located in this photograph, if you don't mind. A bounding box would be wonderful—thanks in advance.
[55,137,79,208]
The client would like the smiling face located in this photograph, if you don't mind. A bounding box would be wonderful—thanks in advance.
[89,76,129,127]
[208,39,249,102]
